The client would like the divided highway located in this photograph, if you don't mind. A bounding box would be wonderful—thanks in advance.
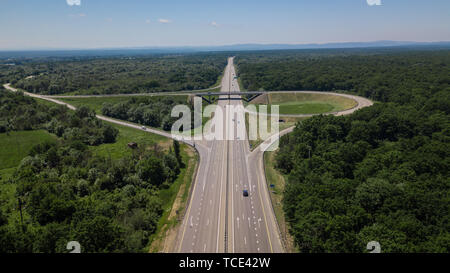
[3,57,373,253]
[176,57,284,253]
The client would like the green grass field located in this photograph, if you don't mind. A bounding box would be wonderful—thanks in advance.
[89,122,169,160]
[0,130,57,171]
[251,92,357,115]
[0,130,57,227]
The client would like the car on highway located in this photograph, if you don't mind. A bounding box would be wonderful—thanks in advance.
[141,126,147,130]
[243,189,249,197]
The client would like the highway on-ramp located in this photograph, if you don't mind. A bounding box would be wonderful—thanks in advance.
[3,58,373,253]
[175,57,284,253]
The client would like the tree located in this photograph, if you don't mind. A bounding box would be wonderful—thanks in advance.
[136,156,167,186]
[173,140,182,166]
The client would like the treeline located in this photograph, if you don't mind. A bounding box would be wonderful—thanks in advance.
[0,138,183,252]
[0,87,185,252]
[3,53,227,95]
[101,96,189,131]
[0,88,118,145]
[235,49,450,103]
[267,49,450,252]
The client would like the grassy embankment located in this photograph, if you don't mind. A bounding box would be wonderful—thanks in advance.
[0,96,198,252]
[252,92,357,115]
[264,143,298,253]
[245,92,357,150]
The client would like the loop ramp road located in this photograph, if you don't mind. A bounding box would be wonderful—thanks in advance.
[3,57,373,253]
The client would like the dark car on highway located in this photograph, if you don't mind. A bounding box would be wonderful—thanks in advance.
[243,190,249,197]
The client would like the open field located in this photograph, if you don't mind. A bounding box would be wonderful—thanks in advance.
[250,92,357,115]
[0,130,57,170]
[89,122,170,160]
[0,130,57,230]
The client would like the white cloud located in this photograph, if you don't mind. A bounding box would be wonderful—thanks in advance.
[210,21,219,27]
[158,19,172,24]
[69,13,86,18]
[66,0,81,6]
[367,0,382,6]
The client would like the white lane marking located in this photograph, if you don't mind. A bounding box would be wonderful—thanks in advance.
[202,147,212,193]
[248,217,251,228]
[206,218,209,226]
[230,139,235,254]
[236,217,239,229]
[190,216,193,227]
[204,244,207,252]
[258,218,262,228]
[244,236,247,245]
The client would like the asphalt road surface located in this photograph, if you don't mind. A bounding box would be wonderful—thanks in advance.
[175,57,284,253]
[3,58,373,253]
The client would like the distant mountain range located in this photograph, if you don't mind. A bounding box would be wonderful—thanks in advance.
[1,41,449,59]
[195,41,450,51]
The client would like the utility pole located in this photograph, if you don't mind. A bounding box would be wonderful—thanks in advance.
[18,197,24,233]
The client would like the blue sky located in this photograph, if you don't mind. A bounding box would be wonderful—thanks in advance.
[0,0,449,50]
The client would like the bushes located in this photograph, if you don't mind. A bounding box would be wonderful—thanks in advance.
[0,88,182,253]
[265,50,450,253]
[9,54,227,95]
[0,89,118,145]
[1,135,181,253]
[101,97,188,131]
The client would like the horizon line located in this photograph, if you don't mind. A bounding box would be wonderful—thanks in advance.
[1,40,449,53]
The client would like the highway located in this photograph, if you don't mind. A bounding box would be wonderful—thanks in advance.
[3,57,373,254]
[176,57,284,253]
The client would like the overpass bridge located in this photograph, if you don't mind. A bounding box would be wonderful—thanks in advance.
[194,91,264,104]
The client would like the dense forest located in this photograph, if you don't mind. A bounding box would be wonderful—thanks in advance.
[0,53,227,95]
[0,88,184,252]
[236,49,450,103]
[101,96,189,131]
[238,49,450,252]
[0,88,118,145]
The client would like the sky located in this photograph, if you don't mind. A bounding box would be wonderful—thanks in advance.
[0,0,449,50]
